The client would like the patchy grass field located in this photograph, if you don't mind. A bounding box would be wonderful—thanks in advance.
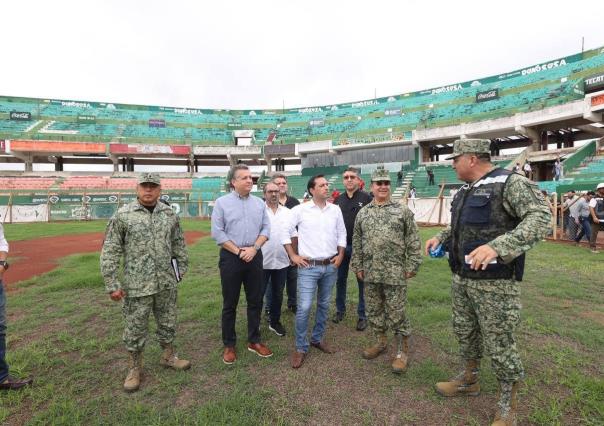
[0,220,602,425]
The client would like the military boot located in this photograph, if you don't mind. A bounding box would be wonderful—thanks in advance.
[391,334,409,374]
[491,381,519,426]
[160,343,191,370]
[435,359,480,397]
[124,351,142,393]
[362,334,388,359]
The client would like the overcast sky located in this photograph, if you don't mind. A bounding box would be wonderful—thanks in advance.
[2,0,603,111]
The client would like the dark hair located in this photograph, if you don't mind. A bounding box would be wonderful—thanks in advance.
[230,164,249,181]
[307,174,325,194]
[587,191,596,196]
[271,173,287,182]
[343,167,359,176]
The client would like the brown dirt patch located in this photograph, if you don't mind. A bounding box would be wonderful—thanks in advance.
[578,310,604,327]
[3,231,208,289]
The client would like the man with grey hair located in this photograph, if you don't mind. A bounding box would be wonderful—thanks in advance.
[265,173,300,316]
[212,164,273,364]
[262,181,296,336]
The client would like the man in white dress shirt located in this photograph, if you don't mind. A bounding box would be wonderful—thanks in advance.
[262,182,296,337]
[283,175,346,368]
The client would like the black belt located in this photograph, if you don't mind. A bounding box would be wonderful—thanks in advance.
[307,258,332,266]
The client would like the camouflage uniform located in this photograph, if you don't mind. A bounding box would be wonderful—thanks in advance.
[435,142,551,383]
[351,190,422,336]
[101,196,188,352]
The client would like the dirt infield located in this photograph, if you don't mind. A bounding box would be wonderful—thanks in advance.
[4,231,208,288]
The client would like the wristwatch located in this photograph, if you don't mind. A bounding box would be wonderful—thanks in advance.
[0,261,9,270]
[253,244,261,251]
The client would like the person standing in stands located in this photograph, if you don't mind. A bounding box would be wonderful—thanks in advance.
[0,225,33,391]
[588,183,604,253]
[211,164,273,364]
[101,173,190,393]
[284,175,346,369]
[425,139,551,426]
[427,169,435,186]
[332,167,372,331]
[262,182,296,337]
[351,167,422,374]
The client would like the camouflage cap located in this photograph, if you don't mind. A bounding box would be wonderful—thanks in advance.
[371,167,391,182]
[445,138,491,160]
[138,172,161,185]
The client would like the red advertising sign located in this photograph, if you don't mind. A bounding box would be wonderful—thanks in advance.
[109,144,190,155]
[10,140,106,153]
[591,94,604,108]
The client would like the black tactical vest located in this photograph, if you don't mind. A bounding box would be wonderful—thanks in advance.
[446,167,525,280]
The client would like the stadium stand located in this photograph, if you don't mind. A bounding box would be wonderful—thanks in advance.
[2,46,603,146]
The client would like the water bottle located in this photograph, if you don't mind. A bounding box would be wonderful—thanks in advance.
[429,244,445,258]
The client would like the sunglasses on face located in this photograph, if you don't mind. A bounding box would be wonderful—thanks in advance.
[374,181,390,186]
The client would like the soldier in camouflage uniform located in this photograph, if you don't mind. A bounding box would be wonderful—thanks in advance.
[101,173,190,392]
[351,167,422,374]
[425,139,551,426]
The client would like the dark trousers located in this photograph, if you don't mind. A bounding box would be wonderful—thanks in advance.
[0,280,8,383]
[590,220,604,249]
[263,268,288,324]
[265,265,297,310]
[574,217,592,243]
[219,249,264,347]
[335,245,366,319]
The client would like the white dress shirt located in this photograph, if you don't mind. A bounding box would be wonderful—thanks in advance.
[283,200,346,260]
[0,224,8,253]
[263,204,296,270]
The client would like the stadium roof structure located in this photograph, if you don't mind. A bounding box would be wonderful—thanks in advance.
[1,44,604,171]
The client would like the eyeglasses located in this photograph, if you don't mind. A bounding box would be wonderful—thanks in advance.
[343,175,357,180]
[374,181,390,186]
[265,190,279,194]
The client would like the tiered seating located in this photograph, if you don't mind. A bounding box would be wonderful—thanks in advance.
[0,177,56,190]
[60,176,108,190]
[1,45,603,146]
[160,178,192,190]
[107,178,137,190]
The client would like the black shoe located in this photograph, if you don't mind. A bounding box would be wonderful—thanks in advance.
[0,375,33,391]
[288,305,297,314]
[332,312,345,323]
[356,318,368,331]
[269,322,286,337]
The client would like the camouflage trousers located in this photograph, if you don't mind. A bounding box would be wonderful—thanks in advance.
[365,282,410,336]
[451,273,524,382]
[122,288,177,352]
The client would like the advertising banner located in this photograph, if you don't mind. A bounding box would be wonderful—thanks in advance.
[10,204,48,222]
[227,123,243,129]
[9,111,32,121]
[584,73,604,94]
[309,119,324,127]
[264,144,296,156]
[149,119,166,128]
[476,88,499,103]
[10,140,106,153]
[77,115,97,123]
[384,109,401,116]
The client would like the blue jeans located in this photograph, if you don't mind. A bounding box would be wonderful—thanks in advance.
[0,280,8,383]
[335,245,366,319]
[575,216,592,243]
[295,264,337,352]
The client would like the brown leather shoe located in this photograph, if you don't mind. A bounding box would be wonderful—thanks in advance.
[291,351,306,368]
[223,346,236,365]
[311,340,336,354]
[0,375,33,391]
[247,342,273,358]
